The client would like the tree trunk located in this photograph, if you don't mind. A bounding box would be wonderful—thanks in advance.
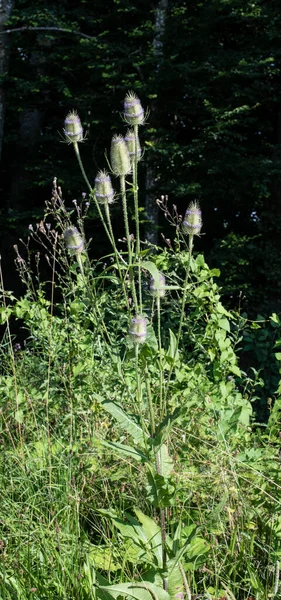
[145,0,168,246]
[0,0,14,164]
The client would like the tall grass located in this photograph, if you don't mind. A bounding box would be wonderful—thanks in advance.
[0,93,281,600]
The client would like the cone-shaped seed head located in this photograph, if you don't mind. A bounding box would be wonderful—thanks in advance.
[182,201,202,236]
[64,227,84,255]
[124,92,145,126]
[125,128,142,162]
[150,273,166,299]
[110,135,131,176]
[129,315,147,345]
[94,170,115,204]
[64,111,84,144]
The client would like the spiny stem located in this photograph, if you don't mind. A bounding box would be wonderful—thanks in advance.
[157,295,164,414]
[104,203,130,311]
[163,234,194,415]
[155,450,167,585]
[133,124,140,256]
[133,124,143,312]
[135,346,149,441]
[76,256,112,345]
[120,174,138,310]
[73,142,92,192]
[73,142,114,250]
[145,371,155,436]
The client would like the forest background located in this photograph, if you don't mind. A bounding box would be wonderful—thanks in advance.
[1,0,281,416]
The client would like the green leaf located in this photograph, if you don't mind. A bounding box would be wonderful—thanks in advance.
[99,440,148,462]
[14,410,24,424]
[97,582,171,600]
[143,261,162,287]
[167,329,179,362]
[156,444,174,477]
[218,317,230,332]
[88,546,121,571]
[134,509,163,566]
[94,394,147,447]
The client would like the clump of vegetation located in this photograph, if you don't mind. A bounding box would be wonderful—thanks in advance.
[0,93,281,600]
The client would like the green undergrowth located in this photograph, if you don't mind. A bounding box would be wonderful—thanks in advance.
[1,93,281,600]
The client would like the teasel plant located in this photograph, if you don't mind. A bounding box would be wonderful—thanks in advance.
[109,133,139,310]
[63,111,116,257]
[124,92,145,312]
[62,96,207,600]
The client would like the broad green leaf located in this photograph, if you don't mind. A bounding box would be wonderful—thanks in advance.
[142,261,162,286]
[134,509,163,566]
[94,394,147,446]
[218,317,230,332]
[98,581,171,600]
[156,444,174,477]
[99,440,148,462]
[102,512,159,564]
[167,329,179,362]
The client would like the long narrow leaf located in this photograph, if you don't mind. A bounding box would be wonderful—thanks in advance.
[94,394,147,447]
[98,581,171,600]
[99,440,148,462]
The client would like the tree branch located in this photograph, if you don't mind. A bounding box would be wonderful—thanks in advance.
[1,26,95,40]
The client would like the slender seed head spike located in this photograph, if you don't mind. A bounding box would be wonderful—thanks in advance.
[125,128,142,162]
[182,201,202,236]
[124,91,145,126]
[64,227,84,255]
[110,134,131,176]
[94,170,115,205]
[150,273,166,299]
[63,111,84,144]
[129,315,147,344]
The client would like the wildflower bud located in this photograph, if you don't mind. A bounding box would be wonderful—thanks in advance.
[94,170,115,204]
[182,201,202,236]
[129,316,147,345]
[125,129,141,162]
[150,273,166,299]
[63,111,84,144]
[124,92,145,126]
[64,227,84,255]
[110,135,131,176]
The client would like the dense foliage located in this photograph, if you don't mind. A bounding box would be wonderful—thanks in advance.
[0,91,281,599]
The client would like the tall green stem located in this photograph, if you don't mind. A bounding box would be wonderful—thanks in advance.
[163,234,194,414]
[157,296,164,414]
[133,125,142,312]
[133,125,140,255]
[73,142,114,250]
[120,174,138,310]
[104,203,130,311]
[76,253,112,345]
[145,372,156,436]
[135,346,149,440]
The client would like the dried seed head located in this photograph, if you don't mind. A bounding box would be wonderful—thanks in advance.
[110,135,131,176]
[182,201,202,236]
[124,91,145,126]
[129,315,147,345]
[94,170,115,205]
[64,227,84,255]
[150,273,166,299]
[125,128,142,162]
[63,111,84,144]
